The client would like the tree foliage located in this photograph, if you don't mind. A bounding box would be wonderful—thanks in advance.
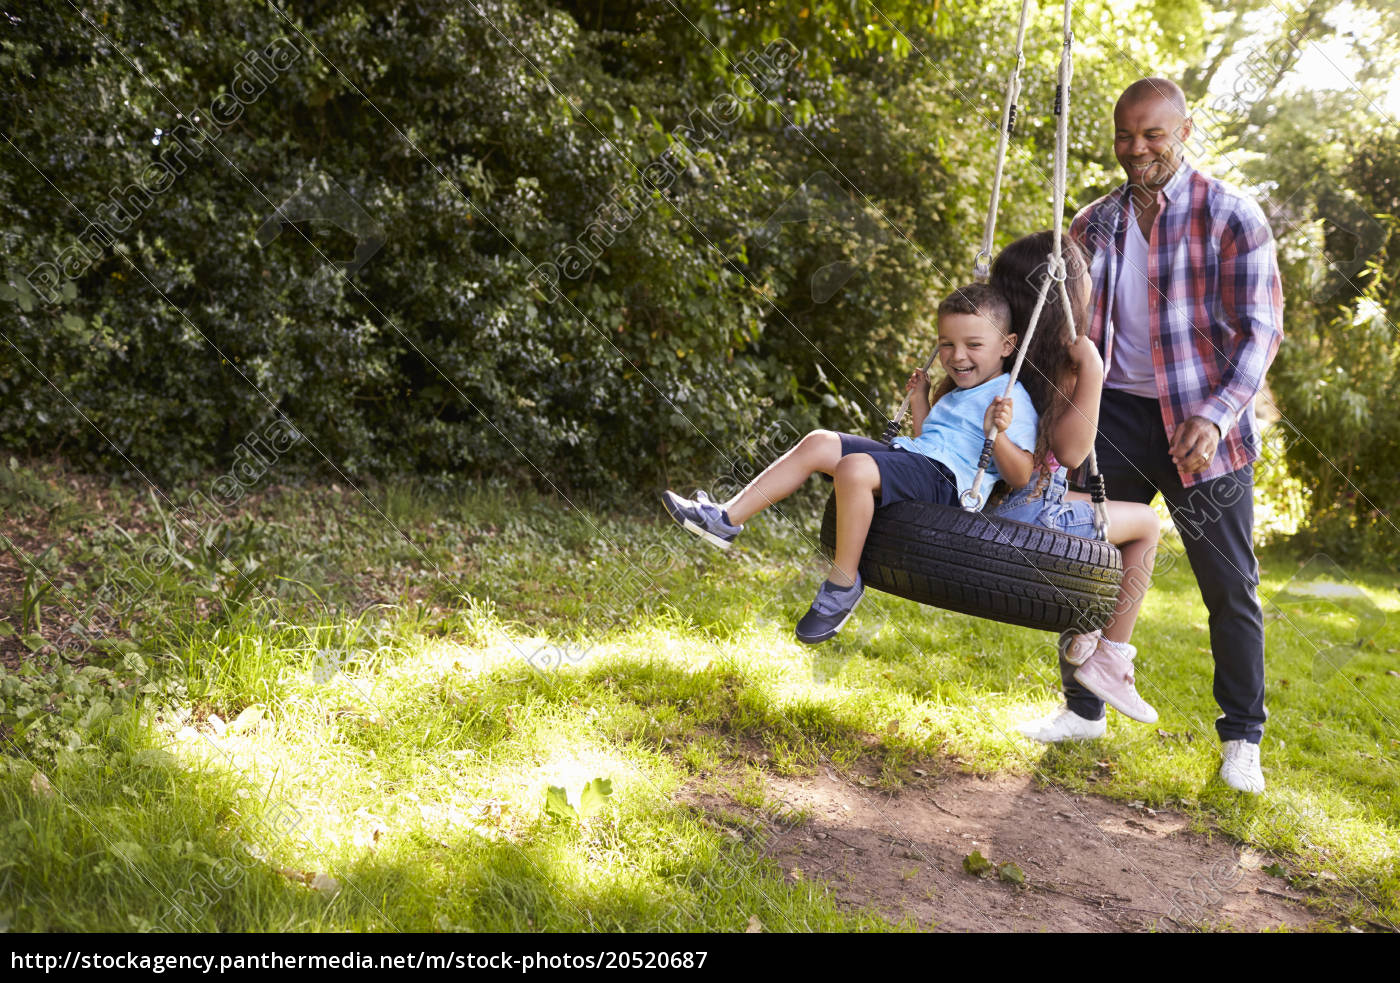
[8,0,1348,516]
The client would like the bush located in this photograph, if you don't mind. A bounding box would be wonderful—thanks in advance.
[0,1,1168,501]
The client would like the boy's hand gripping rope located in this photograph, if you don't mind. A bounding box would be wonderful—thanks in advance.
[887,0,1112,540]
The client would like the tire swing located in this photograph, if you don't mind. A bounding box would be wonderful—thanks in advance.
[818,0,1123,634]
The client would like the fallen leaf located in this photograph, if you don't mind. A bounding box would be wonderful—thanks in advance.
[962,850,993,877]
[1386,670,1399,678]
[578,777,613,820]
[228,704,266,734]
[29,771,54,799]
[310,872,340,895]
[788,868,804,882]
[544,785,577,823]
[886,719,900,735]
[1263,862,1288,878]
[997,862,1026,886]
[745,914,763,933]
[207,713,226,737]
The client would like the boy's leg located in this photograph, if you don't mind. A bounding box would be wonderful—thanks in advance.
[830,452,881,587]
[724,429,843,526]
[795,452,879,644]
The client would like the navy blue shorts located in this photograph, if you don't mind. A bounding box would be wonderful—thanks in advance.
[820,432,959,508]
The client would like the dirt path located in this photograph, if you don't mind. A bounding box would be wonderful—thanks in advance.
[687,763,1324,932]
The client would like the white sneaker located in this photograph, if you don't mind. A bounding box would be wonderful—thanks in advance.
[1219,740,1265,793]
[1017,705,1107,743]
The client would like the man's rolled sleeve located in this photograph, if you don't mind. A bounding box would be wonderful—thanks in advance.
[1195,393,1238,438]
[1206,196,1284,433]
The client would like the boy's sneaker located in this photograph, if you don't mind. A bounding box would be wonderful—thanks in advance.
[661,489,743,549]
[795,575,863,645]
[1071,638,1158,724]
[1017,705,1107,743]
[1219,740,1265,794]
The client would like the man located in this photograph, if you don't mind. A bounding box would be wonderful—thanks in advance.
[1018,78,1283,794]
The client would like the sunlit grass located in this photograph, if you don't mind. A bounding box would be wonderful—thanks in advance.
[1,465,1396,930]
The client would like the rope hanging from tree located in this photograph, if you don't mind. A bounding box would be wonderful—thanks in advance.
[884,0,1112,539]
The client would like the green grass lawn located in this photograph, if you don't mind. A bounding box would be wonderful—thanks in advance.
[1,460,1396,932]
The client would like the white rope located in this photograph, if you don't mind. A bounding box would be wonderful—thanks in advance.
[962,0,1109,540]
[974,0,1033,282]
[891,1,1110,540]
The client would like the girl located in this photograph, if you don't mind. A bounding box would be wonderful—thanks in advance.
[989,230,1163,736]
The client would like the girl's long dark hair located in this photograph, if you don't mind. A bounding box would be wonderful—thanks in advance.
[989,230,1091,476]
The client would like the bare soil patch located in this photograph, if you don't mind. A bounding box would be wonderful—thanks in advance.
[686,760,1325,932]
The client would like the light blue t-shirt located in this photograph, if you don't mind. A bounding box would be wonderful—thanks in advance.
[890,373,1038,493]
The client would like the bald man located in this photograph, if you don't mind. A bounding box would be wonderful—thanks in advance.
[1018,78,1283,794]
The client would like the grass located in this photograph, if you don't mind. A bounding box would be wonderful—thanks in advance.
[0,457,1397,932]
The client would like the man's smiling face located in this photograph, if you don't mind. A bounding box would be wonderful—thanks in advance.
[1114,92,1192,194]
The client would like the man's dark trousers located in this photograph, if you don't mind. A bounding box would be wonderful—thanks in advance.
[1063,388,1267,743]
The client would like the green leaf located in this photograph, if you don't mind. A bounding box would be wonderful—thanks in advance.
[544,785,577,823]
[962,850,992,877]
[997,861,1026,886]
[578,777,612,819]
[1263,862,1288,879]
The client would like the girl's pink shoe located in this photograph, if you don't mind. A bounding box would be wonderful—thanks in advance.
[1072,639,1158,724]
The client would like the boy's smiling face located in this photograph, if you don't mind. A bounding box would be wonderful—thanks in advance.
[937,312,1015,389]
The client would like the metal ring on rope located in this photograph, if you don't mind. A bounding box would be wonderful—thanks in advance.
[973,248,994,282]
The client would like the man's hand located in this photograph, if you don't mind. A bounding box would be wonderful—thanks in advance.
[1169,415,1221,473]
[984,396,1014,436]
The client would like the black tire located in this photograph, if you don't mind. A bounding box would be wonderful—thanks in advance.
[818,494,1123,634]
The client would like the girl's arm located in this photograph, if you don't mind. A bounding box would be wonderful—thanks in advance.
[1050,335,1104,469]
[986,397,1034,490]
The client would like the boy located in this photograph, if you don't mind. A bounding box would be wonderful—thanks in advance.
[662,284,1038,643]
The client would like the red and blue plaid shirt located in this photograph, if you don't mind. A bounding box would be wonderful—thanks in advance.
[1069,160,1284,488]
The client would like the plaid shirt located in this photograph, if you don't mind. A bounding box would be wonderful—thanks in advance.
[1069,160,1284,488]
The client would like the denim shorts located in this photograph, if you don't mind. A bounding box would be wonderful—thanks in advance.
[819,432,960,509]
[993,467,1100,539]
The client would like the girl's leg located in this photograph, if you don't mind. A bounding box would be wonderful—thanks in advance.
[829,453,881,587]
[1083,498,1161,644]
[724,429,843,525]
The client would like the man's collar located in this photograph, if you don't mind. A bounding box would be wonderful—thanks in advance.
[1160,158,1195,201]
[1118,158,1196,207]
